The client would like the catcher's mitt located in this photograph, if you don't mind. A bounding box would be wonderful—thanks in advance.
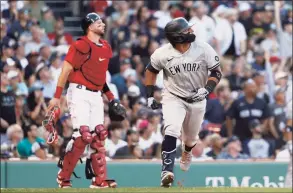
[42,106,60,145]
[108,99,126,121]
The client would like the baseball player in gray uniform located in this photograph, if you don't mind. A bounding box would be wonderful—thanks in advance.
[144,17,222,187]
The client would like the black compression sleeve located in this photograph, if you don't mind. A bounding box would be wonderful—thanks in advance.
[205,69,222,93]
[146,63,160,74]
[102,83,110,93]
[146,85,155,98]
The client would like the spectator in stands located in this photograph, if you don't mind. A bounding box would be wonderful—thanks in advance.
[217,136,249,160]
[146,15,164,44]
[243,119,274,159]
[274,1,292,59]
[138,120,154,151]
[0,72,17,139]
[226,79,271,142]
[215,8,247,58]
[132,31,150,66]
[105,122,127,158]
[34,62,55,101]
[260,25,280,58]
[7,69,28,97]
[108,42,133,75]
[26,81,47,126]
[205,85,232,133]
[15,44,29,69]
[24,0,46,22]
[251,47,266,71]
[24,51,39,85]
[206,133,224,159]
[49,52,62,86]
[17,124,47,159]
[153,1,172,29]
[252,71,270,104]
[7,8,32,41]
[24,25,45,56]
[39,45,51,66]
[14,91,30,128]
[47,18,73,46]
[226,63,246,92]
[39,6,56,33]
[2,0,18,23]
[0,38,19,72]
[0,124,23,159]
[198,130,212,155]
[190,1,215,44]
[114,129,140,159]
[111,58,131,98]
[269,89,287,149]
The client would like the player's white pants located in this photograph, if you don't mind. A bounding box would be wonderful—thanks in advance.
[67,83,104,138]
[161,91,206,147]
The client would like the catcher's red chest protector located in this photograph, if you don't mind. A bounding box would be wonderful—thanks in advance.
[67,36,112,88]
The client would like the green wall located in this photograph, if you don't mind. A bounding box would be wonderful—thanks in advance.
[0,161,289,188]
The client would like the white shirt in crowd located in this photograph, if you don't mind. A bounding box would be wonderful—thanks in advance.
[214,20,247,56]
[189,15,216,44]
[153,11,172,29]
[105,138,127,158]
[50,66,61,86]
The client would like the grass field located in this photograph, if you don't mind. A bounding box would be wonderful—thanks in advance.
[1,188,292,193]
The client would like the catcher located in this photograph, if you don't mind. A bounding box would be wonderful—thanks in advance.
[44,13,126,188]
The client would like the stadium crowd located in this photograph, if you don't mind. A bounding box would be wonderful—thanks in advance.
[0,0,292,162]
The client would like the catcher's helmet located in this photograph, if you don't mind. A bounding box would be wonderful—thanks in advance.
[164,17,195,45]
[81,12,101,34]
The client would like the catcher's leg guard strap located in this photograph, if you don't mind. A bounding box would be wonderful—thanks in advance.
[85,136,107,185]
[58,126,92,180]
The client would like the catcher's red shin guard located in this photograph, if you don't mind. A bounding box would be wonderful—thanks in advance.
[58,126,93,184]
[85,135,117,188]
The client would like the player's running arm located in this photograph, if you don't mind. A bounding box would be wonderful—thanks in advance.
[145,64,161,109]
[192,43,222,102]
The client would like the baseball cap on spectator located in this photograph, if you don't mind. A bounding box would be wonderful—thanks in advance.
[41,6,51,15]
[121,58,131,65]
[2,37,18,50]
[253,48,265,57]
[123,68,137,81]
[19,8,30,15]
[30,81,44,93]
[252,7,265,14]
[127,84,140,98]
[224,135,240,147]
[269,56,281,64]
[213,5,228,16]
[35,62,47,75]
[119,42,131,50]
[26,51,39,58]
[138,120,149,131]
[239,2,251,12]
[7,70,19,80]
[275,71,288,80]
[137,107,149,119]
[146,15,158,24]
[147,110,161,120]
[251,71,265,79]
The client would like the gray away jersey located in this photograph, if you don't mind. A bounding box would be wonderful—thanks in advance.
[151,41,220,98]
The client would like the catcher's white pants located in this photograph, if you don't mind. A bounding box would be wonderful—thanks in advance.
[67,83,104,138]
[161,91,206,147]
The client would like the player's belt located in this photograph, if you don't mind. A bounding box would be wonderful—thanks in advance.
[170,92,195,103]
[75,84,100,92]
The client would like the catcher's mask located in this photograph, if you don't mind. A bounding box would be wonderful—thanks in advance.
[81,12,101,35]
[164,17,195,45]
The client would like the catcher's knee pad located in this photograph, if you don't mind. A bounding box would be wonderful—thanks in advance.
[79,125,93,144]
[85,137,107,185]
[94,125,108,141]
[58,136,88,179]
[164,125,181,139]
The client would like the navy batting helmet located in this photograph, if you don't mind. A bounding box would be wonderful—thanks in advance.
[81,12,101,34]
[164,17,195,45]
